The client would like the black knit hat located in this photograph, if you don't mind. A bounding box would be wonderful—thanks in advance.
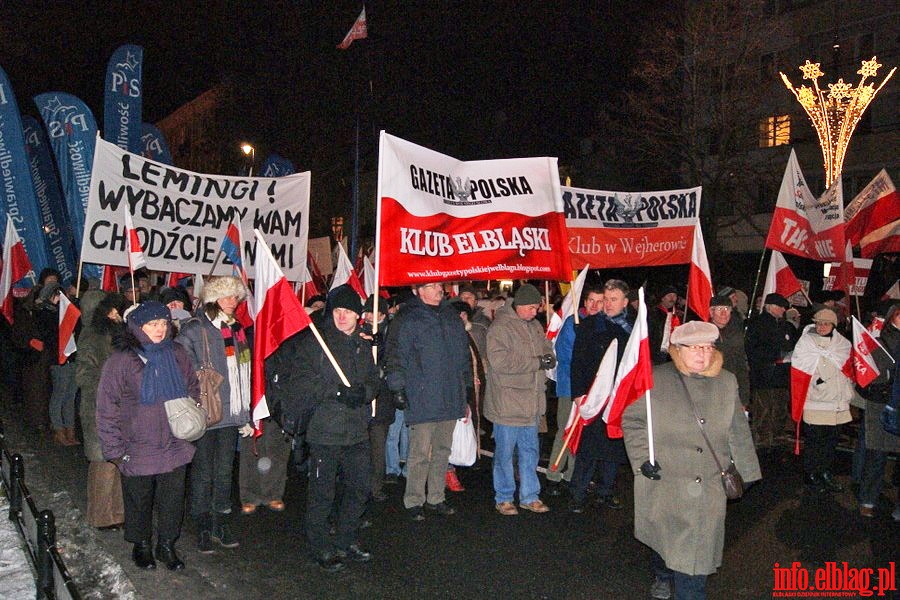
[127,301,171,327]
[330,284,363,315]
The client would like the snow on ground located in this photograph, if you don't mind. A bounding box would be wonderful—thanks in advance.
[0,492,37,598]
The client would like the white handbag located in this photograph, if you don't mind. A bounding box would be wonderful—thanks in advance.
[164,397,208,442]
[449,407,477,467]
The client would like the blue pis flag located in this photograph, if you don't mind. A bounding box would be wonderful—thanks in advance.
[140,123,172,164]
[34,92,103,281]
[260,153,296,177]
[22,116,78,285]
[104,44,143,154]
[0,65,51,279]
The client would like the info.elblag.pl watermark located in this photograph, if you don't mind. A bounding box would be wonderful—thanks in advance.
[773,562,896,597]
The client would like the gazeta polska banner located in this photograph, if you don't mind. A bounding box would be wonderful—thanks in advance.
[563,184,702,268]
[376,132,571,286]
[81,137,311,280]
[104,45,143,154]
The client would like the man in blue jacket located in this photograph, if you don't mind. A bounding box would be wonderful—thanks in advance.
[384,282,472,521]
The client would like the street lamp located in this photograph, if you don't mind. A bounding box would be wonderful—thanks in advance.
[241,143,256,177]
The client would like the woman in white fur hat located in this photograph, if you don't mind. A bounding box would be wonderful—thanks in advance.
[176,276,252,553]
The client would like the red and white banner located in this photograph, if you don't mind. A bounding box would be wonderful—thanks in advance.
[564,184,702,268]
[251,230,313,434]
[687,223,712,321]
[844,169,899,258]
[58,292,80,364]
[83,137,311,280]
[1,215,33,324]
[822,257,872,296]
[850,316,881,388]
[762,250,803,299]
[765,150,844,261]
[376,132,571,285]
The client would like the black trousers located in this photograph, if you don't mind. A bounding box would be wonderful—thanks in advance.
[306,441,371,556]
[802,422,840,475]
[369,423,388,495]
[121,465,187,544]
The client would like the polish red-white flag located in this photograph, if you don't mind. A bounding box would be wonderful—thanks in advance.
[844,169,900,258]
[58,292,81,365]
[687,223,712,321]
[850,316,883,388]
[882,281,900,301]
[337,8,368,50]
[766,149,844,262]
[762,250,803,299]
[331,242,366,298]
[362,255,376,298]
[790,325,853,423]
[296,263,320,304]
[123,210,146,271]
[603,287,653,438]
[1,215,33,324]
[251,230,313,435]
[560,339,618,456]
[546,264,590,342]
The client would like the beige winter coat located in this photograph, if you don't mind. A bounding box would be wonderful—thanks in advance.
[483,304,553,427]
[622,347,762,576]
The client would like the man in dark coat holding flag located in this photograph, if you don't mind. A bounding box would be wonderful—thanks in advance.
[568,279,634,512]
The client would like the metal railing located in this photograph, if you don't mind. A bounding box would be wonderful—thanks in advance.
[0,422,80,600]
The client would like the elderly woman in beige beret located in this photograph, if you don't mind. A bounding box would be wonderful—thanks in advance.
[623,320,761,600]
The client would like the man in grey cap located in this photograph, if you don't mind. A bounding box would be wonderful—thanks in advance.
[484,283,555,515]
[745,293,800,451]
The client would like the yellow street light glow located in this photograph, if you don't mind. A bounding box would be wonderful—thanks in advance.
[780,57,895,187]
[241,143,255,156]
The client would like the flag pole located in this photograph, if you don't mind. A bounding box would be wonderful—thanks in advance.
[75,258,84,298]
[544,281,550,330]
[645,389,655,466]
[683,277,692,322]
[747,248,769,324]
[551,400,581,471]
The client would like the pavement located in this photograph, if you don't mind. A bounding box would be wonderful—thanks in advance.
[0,393,897,599]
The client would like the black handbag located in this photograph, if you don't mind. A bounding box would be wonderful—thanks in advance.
[678,375,744,499]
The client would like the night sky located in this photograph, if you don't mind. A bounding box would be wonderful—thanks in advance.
[0,2,648,175]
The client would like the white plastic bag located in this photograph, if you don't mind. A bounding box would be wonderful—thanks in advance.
[449,407,477,467]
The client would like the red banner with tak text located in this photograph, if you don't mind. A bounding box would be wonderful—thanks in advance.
[379,197,570,285]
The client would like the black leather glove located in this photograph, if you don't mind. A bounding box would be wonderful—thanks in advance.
[371,331,383,347]
[539,353,557,369]
[392,389,408,410]
[336,384,368,407]
[640,460,661,480]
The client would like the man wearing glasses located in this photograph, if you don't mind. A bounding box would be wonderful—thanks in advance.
[384,282,472,521]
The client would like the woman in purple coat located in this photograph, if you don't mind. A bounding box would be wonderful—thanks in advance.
[96,302,198,571]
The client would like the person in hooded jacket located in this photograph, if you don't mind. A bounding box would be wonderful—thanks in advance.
[294,285,379,572]
[76,291,127,529]
[176,276,252,553]
[96,301,198,571]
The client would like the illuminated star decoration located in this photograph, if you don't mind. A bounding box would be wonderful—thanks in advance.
[780,56,896,187]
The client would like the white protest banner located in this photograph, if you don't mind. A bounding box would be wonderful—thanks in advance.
[376,132,571,285]
[82,137,310,280]
[563,184,702,268]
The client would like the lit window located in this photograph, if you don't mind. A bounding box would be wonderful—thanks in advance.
[758,115,791,147]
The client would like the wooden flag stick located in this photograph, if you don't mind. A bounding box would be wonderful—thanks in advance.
[646,389,655,466]
[551,400,581,471]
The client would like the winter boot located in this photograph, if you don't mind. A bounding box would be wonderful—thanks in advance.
[196,514,214,554]
[132,540,156,570]
[211,515,239,548]
[155,540,185,571]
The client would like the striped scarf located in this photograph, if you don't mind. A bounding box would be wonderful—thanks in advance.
[212,314,251,417]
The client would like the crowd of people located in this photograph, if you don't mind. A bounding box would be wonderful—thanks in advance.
[1,267,898,600]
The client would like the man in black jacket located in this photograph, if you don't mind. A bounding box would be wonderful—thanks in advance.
[745,293,799,450]
[294,285,379,572]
